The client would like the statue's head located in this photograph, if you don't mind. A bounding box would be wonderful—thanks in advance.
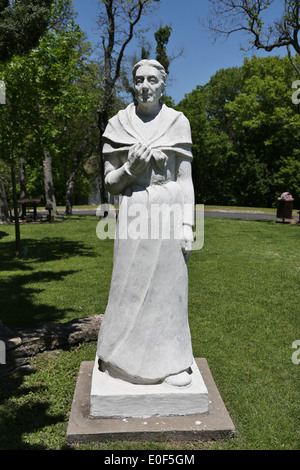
[132,59,166,105]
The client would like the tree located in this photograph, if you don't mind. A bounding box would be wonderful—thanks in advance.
[0,1,94,256]
[177,76,241,205]
[207,0,300,75]
[155,25,172,74]
[62,65,101,215]
[0,0,77,255]
[0,0,53,62]
[177,55,300,207]
[95,0,160,204]
[0,51,38,255]
[20,18,91,214]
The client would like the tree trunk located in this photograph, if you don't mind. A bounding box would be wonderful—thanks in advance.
[0,179,10,223]
[65,127,96,215]
[98,110,109,205]
[43,148,57,214]
[19,155,26,199]
[9,129,21,256]
[65,158,80,216]
[19,154,26,217]
[65,178,74,215]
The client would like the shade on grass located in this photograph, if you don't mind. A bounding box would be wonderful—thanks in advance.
[0,215,299,449]
[0,217,113,327]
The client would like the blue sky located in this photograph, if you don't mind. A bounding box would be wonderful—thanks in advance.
[71,0,285,104]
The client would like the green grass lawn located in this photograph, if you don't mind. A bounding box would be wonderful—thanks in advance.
[0,215,299,450]
[0,217,113,327]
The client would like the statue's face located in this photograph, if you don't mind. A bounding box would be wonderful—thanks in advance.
[134,65,165,105]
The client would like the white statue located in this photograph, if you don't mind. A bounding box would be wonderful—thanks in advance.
[97,59,195,387]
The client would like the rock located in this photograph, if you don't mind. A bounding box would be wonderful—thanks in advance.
[6,336,22,351]
[0,315,103,376]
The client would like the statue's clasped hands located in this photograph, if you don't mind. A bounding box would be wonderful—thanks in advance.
[127,143,152,175]
[126,143,167,175]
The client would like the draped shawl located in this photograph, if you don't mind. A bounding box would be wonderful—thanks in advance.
[102,103,193,165]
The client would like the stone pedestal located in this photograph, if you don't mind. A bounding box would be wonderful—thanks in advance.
[66,358,235,444]
[90,357,208,419]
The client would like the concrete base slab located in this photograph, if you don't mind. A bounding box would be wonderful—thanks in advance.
[90,357,208,418]
[66,358,235,444]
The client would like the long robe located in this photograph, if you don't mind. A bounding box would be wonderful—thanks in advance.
[97,103,194,383]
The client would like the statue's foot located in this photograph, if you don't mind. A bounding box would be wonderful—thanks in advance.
[164,370,192,387]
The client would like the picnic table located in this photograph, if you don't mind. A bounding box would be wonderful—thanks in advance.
[18,198,41,221]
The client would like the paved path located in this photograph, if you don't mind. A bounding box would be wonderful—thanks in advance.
[201,211,276,220]
[63,208,277,221]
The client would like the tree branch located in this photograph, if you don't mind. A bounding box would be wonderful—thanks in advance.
[113,1,145,82]
[287,44,300,76]
[207,0,300,57]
